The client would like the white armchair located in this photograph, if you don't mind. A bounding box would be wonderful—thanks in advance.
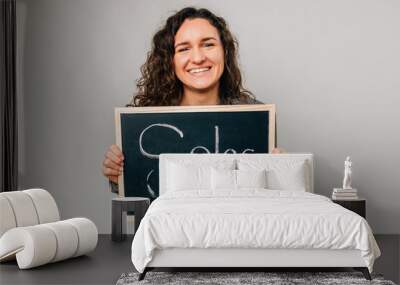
[0,188,97,269]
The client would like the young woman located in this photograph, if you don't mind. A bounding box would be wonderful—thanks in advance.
[102,7,282,189]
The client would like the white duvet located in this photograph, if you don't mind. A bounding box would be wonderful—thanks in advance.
[131,190,380,273]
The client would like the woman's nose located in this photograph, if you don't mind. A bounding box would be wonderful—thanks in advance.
[190,47,206,64]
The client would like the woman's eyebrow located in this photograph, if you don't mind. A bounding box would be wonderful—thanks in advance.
[174,41,189,49]
[201,37,217,42]
[175,37,218,48]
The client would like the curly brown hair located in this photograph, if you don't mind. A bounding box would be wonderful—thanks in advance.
[128,7,254,107]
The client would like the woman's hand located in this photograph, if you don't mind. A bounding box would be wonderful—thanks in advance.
[102,144,124,184]
[271,147,286,154]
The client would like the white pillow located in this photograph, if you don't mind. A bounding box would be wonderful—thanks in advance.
[266,163,306,191]
[167,163,210,191]
[211,168,267,190]
[166,160,235,192]
[237,169,267,188]
[238,159,308,191]
[211,168,236,190]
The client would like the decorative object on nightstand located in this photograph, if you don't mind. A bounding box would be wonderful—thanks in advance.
[332,156,365,218]
[332,188,358,200]
[332,156,358,200]
[332,198,366,218]
[342,156,353,190]
[112,197,150,242]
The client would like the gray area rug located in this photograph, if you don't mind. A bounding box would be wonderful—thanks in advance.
[116,272,396,285]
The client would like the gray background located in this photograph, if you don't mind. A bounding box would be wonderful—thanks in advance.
[16,0,400,234]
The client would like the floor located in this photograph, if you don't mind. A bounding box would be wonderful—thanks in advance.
[0,235,399,285]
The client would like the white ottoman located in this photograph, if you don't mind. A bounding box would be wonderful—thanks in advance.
[0,189,98,269]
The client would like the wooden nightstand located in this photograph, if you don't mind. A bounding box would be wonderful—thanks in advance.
[332,198,366,218]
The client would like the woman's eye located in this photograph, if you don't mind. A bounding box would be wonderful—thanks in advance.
[204,42,215,47]
[177,47,189,53]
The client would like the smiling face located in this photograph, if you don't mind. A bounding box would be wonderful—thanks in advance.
[173,18,225,101]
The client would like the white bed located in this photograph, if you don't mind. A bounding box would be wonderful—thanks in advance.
[131,154,380,280]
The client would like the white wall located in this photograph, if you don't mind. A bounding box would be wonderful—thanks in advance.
[17,0,400,234]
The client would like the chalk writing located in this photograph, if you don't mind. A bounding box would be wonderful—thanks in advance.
[140,123,254,197]
[139,124,254,157]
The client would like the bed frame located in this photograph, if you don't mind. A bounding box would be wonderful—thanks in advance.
[141,248,370,280]
[138,154,372,281]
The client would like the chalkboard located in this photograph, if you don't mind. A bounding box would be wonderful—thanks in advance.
[115,104,275,198]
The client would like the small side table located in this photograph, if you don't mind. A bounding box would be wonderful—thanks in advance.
[332,198,366,218]
[112,197,150,242]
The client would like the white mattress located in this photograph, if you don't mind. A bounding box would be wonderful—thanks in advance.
[131,190,380,273]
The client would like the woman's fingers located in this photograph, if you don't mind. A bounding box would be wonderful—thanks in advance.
[102,145,124,180]
[103,158,123,172]
[106,150,124,165]
[102,165,121,177]
[110,144,124,161]
[271,147,286,154]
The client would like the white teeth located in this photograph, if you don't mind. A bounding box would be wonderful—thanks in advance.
[189,67,210,74]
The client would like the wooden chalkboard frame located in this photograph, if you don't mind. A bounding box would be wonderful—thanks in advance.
[115,104,275,197]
